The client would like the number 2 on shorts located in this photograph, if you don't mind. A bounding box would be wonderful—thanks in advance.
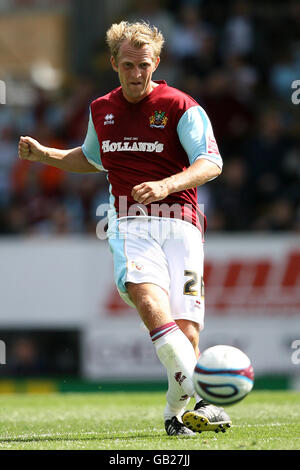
[183,270,204,297]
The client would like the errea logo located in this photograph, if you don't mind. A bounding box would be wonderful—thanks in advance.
[104,113,114,125]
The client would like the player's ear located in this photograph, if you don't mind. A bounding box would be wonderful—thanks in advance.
[153,56,160,71]
[154,57,160,70]
[110,56,118,72]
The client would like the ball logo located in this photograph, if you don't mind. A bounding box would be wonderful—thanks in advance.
[196,381,240,400]
[194,364,254,381]
[193,345,254,406]
[194,364,254,402]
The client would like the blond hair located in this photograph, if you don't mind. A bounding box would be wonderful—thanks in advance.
[106,21,164,61]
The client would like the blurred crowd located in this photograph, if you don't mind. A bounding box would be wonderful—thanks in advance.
[0,331,79,377]
[0,0,299,235]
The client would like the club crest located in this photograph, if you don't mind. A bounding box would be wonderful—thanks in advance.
[149,110,168,128]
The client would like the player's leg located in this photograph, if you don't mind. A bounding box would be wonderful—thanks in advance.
[175,319,200,358]
[163,219,232,433]
[127,281,197,435]
[175,319,202,403]
[109,218,197,435]
[125,281,172,330]
[161,219,204,422]
[127,281,197,402]
[175,319,202,401]
[156,317,201,434]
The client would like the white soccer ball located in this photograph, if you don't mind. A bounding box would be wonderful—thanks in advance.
[193,345,254,406]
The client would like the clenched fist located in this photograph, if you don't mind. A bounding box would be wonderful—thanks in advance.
[131,180,171,205]
[18,136,45,162]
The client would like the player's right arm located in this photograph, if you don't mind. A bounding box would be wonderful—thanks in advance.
[18,107,104,173]
[18,136,100,173]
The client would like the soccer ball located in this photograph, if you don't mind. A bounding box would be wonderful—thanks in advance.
[193,345,254,406]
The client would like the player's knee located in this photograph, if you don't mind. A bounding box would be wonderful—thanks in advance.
[126,282,171,330]
[127,283,154,309]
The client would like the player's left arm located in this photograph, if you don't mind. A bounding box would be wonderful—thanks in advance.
[132,105,222,205]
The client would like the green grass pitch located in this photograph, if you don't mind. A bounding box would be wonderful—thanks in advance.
[0,391,299,450]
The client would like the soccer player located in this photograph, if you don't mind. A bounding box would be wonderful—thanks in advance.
[18,21,231,436]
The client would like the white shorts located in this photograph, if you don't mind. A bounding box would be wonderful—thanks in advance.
[108,217,205,328]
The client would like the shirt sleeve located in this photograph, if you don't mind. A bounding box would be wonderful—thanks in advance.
[82,109,104,171]
[177,105,223,170]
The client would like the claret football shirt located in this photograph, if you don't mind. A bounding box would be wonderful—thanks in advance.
[82,80,222,232]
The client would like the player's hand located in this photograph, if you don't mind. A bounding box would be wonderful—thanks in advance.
[131,180,170,205]
[18,136,45,162]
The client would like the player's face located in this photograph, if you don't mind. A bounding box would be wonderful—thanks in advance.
[111,40,160,103]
